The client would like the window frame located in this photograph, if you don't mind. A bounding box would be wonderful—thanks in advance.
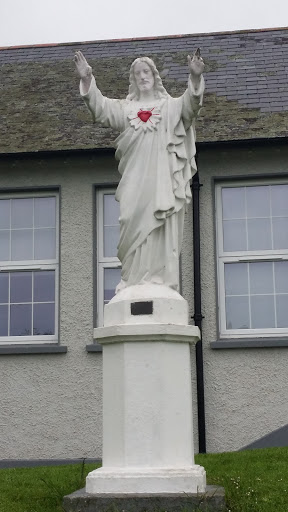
[215,178,288,339]
[0,191,59,345]
[96,188,121,327]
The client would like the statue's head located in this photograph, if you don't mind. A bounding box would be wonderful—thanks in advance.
[127,57,169,100]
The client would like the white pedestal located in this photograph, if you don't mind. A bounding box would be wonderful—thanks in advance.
[87,285,206,494]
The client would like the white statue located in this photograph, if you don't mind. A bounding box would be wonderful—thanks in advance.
[74,50,204,293]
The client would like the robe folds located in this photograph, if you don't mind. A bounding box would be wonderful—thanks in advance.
[81,75,204,291]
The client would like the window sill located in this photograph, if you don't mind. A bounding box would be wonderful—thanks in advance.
[210,338,288,349]
[86,344,102,353]
[0,344,67,355]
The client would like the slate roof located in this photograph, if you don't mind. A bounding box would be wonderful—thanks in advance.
[1,28,288,154]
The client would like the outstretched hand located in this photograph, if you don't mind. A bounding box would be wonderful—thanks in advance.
[74,50,92,79]
[187,48,205,77]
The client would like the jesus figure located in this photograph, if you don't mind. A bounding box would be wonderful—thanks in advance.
[74,50,204,293]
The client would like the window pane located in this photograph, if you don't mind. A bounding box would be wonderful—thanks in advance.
[272,218,288,250]
[11,198,33,228]
[224,263,248,295]
[250,295,275,328]
[0,273,9,303]
[104,226,120,257]
[33,303,55,335]
[271,185,288,217]
[0,200,10,229]
[222,188,245,219]
[220,183,288,334]
[247,219,272,250]
[226,296,250,329]
[246,186,270,218]
[250,262,273,294]
[223,220,246,251]
[10,304,32,336]
[34,271,55,302]
[104,194,120,226]
[104,268,121,303]
[11,229,33,260]
[275,261,288,293]
[0,230,10,261]
[34,197,56,228]
[276,295,288,328]
[0,305,8,336]
[10,272,32,303]
[34,229,56,259]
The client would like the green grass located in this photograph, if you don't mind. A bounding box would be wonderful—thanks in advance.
[197,447,288,512]
[0,448,287,512]
[0,461,99,512]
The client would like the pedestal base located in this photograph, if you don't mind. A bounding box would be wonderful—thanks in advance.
[63,486,226,512]
[90,284,207,499]
[86,466,206,494]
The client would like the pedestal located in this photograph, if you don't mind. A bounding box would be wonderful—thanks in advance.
[87,284,206,494]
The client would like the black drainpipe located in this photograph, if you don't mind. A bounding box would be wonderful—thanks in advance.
[191,169,206,454]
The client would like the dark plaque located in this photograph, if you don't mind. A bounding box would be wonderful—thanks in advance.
[131,301,153,316]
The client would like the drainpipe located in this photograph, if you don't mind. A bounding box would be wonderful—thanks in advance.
[191,169,206,454]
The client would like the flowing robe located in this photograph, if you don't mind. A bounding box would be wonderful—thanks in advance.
[81,75,204,291]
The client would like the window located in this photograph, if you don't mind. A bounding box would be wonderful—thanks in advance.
[96,189,121,326]
[216,181,288,338]
[0,193,59,344]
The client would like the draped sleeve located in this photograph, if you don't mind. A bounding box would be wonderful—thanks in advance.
[80,76,125,132]
[164,75,205,212]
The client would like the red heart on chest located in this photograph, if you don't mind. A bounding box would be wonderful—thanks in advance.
[137,110,152,123]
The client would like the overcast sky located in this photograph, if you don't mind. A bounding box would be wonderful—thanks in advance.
[1,0,288,47]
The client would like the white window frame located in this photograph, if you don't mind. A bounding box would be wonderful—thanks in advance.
[215,178,288,339]
[96,188,121,326]
[0,192,59,345]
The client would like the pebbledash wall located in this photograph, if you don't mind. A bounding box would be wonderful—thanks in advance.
[0,153,113,459]
[198,143,288,453]
[1,143,288,459]
[0,151,197,460]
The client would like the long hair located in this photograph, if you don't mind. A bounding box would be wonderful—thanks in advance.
[126,57,169,101]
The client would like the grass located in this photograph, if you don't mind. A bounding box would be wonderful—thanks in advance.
[0,448,287,512]
[197,447,288,512]
[0,460,99,512]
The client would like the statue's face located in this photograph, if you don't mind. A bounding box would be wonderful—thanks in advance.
[134,61,155,93]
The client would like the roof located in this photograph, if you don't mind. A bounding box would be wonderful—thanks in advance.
[1,28,288,154]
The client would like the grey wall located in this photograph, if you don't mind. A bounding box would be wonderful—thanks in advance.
[0,153,117,459]
[198,143,288,452]
[1,144,287,460]
[0,151,199,460]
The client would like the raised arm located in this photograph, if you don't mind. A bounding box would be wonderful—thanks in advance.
[180,48,205,126]
[74,51,92,95]
[187,48,205,92]
[74,50,124,131]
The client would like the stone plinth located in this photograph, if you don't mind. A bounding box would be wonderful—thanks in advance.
[63,486,226,512]
[87,284,206,495]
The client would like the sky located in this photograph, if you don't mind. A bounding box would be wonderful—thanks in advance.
[1,0,288,47]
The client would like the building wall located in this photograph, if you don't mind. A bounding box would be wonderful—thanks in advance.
[0,151,198,460]
[1,144,287,460]
[198,143,288,452]
[0,153,115,459]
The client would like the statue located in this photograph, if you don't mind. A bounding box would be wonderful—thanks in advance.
[74,50,204,293]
